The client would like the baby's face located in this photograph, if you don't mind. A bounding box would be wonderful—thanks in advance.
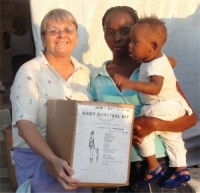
[128,23,153,62]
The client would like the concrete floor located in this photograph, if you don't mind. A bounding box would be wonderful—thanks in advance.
[0,176,16,193]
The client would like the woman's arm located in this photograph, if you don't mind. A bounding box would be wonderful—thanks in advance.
[133,81,197,143]
[17,120,79,190]
[134,112,196,138]
[11,63,78,190]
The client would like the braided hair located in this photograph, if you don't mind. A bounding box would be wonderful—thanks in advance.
[102,6,139,27]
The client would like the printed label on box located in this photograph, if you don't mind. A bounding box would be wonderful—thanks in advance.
[72,104,133,184]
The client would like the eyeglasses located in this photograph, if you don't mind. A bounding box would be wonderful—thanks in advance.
[45,27,77,36]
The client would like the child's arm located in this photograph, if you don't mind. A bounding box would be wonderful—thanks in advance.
[114,74,163,95]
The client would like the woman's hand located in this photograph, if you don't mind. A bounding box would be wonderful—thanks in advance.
[133,116,156,138]
[17,120,79,190]
[132,125,143,146]
[132,116,159,146]
[51,156,79,190]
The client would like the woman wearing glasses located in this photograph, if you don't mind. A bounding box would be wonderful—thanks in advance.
[11,9,92,193]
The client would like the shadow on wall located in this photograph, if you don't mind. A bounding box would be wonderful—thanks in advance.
[160,5,200,166]
[72,24,89,64]
[162,5,200,62]
[162,4,200,117]
[72,24,97,74]
[32,23,43,56]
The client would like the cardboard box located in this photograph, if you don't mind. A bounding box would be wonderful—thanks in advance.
[46,99,135,187]
[3,125,18,189]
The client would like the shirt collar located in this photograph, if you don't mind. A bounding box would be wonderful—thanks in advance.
[70,56,82,72]
[93,60,111,78]
[38,51,82,72]
[93,60,140,79]
[37,51,49,66]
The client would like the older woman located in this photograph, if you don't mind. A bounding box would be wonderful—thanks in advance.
[11,9,92,192]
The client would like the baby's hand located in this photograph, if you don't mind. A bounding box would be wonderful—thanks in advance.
[114,74,132,90]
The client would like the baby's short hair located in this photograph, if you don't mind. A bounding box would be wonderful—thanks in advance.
[137,15,167,44]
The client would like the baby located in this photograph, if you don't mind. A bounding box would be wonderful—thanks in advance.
[114,15,192,189]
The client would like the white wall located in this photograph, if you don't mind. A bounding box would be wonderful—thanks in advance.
[30,0,200,165]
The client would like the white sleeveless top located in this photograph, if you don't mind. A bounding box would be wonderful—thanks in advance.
[10,31,35,57]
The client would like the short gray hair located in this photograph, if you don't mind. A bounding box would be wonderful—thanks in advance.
[41,8,78,35]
